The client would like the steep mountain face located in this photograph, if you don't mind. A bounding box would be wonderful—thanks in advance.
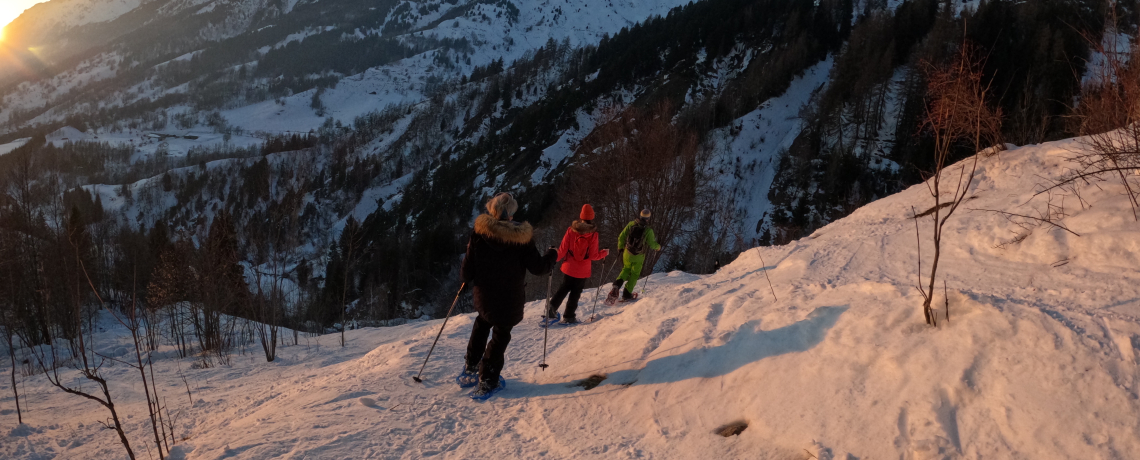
[0,0,1127,326]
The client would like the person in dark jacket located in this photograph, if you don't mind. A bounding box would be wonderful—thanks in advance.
[459,192,557,395]
[543,204,609,324]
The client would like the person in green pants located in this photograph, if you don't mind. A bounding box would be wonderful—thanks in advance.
[609,209,661,301]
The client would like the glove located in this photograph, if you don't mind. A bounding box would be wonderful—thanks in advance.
[599,249,610,258]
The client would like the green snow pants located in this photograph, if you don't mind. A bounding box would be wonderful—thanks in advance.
[616,251,646,293]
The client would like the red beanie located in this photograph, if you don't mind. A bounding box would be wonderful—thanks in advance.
[580,204,595,221]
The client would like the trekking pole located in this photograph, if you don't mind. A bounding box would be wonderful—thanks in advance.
[589,255,620,322]
[639,248,657,298]
[412,282,466,383]
[539,270,554,370]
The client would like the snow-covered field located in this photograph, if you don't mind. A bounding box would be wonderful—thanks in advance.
[4,137,1140,458]
[46,126,264,162]
[0,137,31,156]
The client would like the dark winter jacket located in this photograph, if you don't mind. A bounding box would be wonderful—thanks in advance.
[461,214,557,326]
[556,220,608,279]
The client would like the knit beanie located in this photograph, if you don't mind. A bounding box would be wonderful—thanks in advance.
[640,209,652,219]
[580,204,595,221]
[486,192,518,219]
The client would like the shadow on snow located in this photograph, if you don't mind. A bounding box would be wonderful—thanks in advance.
[501,305,847,399]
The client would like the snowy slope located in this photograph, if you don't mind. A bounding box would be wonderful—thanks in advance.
[4,137,1140,458]
[711,57,834,243]
[0,0,693,135]
[221,0,693,134]
[0,137,31,156]
[7,0,141,34]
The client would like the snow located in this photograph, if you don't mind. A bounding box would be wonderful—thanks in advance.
[219,0,694,137]
[1,51,124,127]
[3,136,1140,458]
[0,0,694,141]
[713,57,834,243]
[1084,29,1133,88]
[14,0,141,31]
[880,0,981,15]
[220,62,428,134]
[345,172,415,225]
[529,110,593,184]
[45,125,263,162]
[0,137,31,156]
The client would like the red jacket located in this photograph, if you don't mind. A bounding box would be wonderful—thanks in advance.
[557,220,608,279]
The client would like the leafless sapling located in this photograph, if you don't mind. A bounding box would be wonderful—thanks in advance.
[914,40,1003,326]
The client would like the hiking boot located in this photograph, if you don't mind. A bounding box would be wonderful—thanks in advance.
[469,376,506,400]
[621,289,634,300]
[561,316,579,324]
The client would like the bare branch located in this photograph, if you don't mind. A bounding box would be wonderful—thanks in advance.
[967,208,1082,237]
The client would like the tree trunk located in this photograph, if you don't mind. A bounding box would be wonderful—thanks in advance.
[4,331,21,424]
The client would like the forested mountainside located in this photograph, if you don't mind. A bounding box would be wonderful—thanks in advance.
[0,0,1135,335]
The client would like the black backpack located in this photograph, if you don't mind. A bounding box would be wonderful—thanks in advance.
[625,223,647,255]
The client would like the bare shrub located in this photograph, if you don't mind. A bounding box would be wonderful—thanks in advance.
[914,41,1003,326]
[1061,25,1140,219]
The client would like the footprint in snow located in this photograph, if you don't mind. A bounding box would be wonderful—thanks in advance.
[570,374,607,390]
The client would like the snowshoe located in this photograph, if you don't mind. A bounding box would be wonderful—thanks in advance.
[604,287,621,306]
[468,376,506,401]
[559,316,580,326]
[618,292,639,303]
[539,311,561,328]
[455,366,479,388]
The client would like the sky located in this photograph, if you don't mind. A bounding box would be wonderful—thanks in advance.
[1,0,49,35]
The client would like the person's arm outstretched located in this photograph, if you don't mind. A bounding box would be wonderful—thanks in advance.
[556,229,572,262]
[524,240,558,275]
[590,233,608,260]
[460,234,475,283]
[646,227,661,251]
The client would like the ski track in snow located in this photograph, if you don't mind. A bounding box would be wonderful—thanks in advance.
[4,139,1140,458]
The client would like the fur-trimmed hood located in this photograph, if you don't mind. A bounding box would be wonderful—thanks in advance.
[474,214,534,245]
[570,219,596,234]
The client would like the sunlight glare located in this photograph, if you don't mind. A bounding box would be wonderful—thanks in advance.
[3,1,52,42]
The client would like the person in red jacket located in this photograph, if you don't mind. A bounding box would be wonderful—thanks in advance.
[543,204,609,324]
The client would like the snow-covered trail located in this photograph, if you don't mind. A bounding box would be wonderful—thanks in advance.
[4,138,1140,459]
